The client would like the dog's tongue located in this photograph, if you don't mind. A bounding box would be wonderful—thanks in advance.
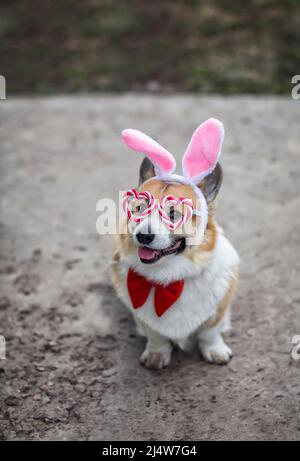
[138,247,158,260]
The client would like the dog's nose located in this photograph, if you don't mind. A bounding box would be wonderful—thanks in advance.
[136,232,155,245]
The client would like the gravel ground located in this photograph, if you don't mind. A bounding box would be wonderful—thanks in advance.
[0,95,300,440]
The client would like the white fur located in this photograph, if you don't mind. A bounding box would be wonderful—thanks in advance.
[131,212,172,250]
[118,229,239,341]
[198,318,233,364]
[136,318,172,369]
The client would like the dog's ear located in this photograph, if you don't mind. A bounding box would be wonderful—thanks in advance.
[199,162,223,203]
[139,157,156,185]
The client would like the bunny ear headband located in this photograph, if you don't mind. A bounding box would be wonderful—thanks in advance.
[122,118,224,241]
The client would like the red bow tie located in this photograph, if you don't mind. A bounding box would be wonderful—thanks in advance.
[127,268,184,317]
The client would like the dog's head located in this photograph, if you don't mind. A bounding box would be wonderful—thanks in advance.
[120,119,224,277]
[126,159,222,264]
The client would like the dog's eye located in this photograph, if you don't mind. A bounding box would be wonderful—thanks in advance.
[136,203,147,213]
[128,199,149,216]
[129,200,148,215]
[168,207,181,222]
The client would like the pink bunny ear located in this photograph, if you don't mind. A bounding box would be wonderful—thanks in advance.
[122,129,176,176]
[182,118,224,183]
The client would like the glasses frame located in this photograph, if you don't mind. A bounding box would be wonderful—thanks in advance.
[122,188,197,230]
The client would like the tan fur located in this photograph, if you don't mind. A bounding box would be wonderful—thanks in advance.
[204,272,238,328]
[118,219,135,255]
[111,260,121,294]
[139,178,218,257]
[184,215,217,265]
[139,178,199,207]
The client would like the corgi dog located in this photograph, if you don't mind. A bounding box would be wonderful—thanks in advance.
[112,118,239,369]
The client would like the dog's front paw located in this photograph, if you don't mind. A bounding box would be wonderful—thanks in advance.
[200,342,232,365]
[140,349,171,370]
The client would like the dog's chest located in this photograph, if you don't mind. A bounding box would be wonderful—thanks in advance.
[117,233,239,340]
[118,267,231,340]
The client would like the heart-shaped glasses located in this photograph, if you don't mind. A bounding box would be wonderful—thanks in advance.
[122,188,197,230]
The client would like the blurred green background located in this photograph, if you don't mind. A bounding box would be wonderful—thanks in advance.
[1,0,300,94]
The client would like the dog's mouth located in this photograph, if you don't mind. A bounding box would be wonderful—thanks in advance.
[138,238,186,264]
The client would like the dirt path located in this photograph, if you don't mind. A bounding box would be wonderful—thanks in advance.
[0,95,299,440]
